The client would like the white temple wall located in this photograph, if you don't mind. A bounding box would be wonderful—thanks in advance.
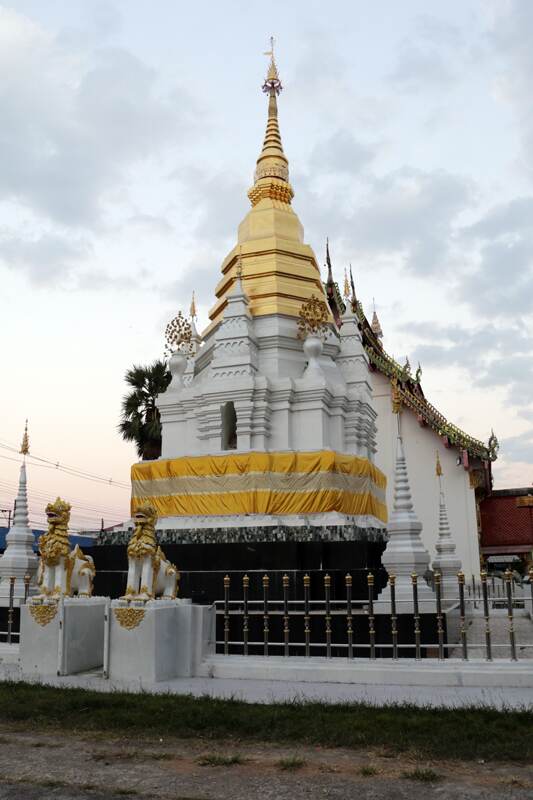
[372,371,480,577]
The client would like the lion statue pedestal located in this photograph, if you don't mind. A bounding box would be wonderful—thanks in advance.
[21,497,106,677]
[108,503,214,683]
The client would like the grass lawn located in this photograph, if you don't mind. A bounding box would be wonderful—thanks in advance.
[0,681,531,762]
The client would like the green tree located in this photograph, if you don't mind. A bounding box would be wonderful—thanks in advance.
[118,360,171,460]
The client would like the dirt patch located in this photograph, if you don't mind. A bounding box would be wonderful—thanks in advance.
[0,723,531,800]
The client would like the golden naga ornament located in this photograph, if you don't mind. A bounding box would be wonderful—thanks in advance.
[391,377,402,415]
[297,294,330,340]
[165,311,192,357]
[114,607,145,630]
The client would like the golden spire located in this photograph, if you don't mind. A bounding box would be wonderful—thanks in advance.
[20,419,29,457]
[248,37,294,208]
[207,45,332,329]
[343,268,350,300]
[190,291,197,321]
[436,451,443,477]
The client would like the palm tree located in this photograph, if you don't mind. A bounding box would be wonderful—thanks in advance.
[118,360,171,460]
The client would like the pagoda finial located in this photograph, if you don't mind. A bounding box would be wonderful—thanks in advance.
[263,36,282,95]
[436,451,443,479]
[343,268,350,300]
[190,291,197,321]
[248,39,293,208]
[371,308,383,340]
[325,238,333,284]
[349,265,357,305]
[20,419,29,458]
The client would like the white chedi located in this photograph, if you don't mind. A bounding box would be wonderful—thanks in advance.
[432,456,462,604]
[0,462,38,605]
[377,435,435,610]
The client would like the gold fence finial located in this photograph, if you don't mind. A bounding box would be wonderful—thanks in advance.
[20,419,29,457]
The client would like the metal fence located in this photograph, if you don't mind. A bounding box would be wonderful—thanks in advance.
[216,568,533,662]
[0,575,32,644]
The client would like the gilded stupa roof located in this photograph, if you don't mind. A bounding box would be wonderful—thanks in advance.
[207,45,332,330]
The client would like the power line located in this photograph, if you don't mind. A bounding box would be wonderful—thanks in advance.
[0,478,127,516]
[0,441,130,489]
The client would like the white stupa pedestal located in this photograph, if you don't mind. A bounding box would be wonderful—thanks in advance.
[108,598,214,683]
[20,597,106,676]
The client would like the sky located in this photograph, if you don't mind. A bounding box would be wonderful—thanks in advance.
[0,0,532,531]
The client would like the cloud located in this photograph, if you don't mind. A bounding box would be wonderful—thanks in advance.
[308,130,376,177]
[389,14,467,93]
[0,230,92,284]
[345,167,472,275]
[406,321,533,409]
[456,196,533,318]
[0,9,200,229]
[490,1,533,178]
[500,429,533,466]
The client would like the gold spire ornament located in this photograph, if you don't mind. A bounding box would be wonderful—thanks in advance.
[297,294,330,339]
[436,451,443,477]
[165,311,192,357]
[20,420,29,457]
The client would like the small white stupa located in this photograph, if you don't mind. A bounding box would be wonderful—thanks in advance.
[377,428,435,611]
[0,422,39,605]
[432,452,462,604]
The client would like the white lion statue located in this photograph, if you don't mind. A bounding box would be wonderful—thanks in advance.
[122,503,179,601]
[35,497,95,599]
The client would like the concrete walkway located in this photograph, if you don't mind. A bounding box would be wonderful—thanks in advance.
[1,661,533,711]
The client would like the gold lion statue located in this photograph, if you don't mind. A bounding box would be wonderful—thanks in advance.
[122,503,179,601]
[35,497,95,599]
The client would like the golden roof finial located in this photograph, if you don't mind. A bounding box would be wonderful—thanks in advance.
[20,419,29,457]
[436,451,443,477]
[248,38,293,209]
[263,36,281,93]
[343,268,350,300]
[190,291,197,321]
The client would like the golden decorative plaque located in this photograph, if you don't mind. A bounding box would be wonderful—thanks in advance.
[29,604,58,627]
[114,607,145,630]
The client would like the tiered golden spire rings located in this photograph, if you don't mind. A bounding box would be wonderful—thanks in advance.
[20,419,29,456]
[297,294,330,339]
[165,311,192,357]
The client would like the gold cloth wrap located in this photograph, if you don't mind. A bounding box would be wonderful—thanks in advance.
[131,451,387,523]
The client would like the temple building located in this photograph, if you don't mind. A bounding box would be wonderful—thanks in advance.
[324,256,498,575]
[118,51,498,587]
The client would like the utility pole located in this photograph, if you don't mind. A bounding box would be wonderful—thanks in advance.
[0,509,11,528]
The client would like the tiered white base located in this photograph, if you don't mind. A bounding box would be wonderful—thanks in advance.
[108,599,215,683]
[20,597,106,676]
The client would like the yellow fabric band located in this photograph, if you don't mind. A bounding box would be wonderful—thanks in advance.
[131,450,387,523]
